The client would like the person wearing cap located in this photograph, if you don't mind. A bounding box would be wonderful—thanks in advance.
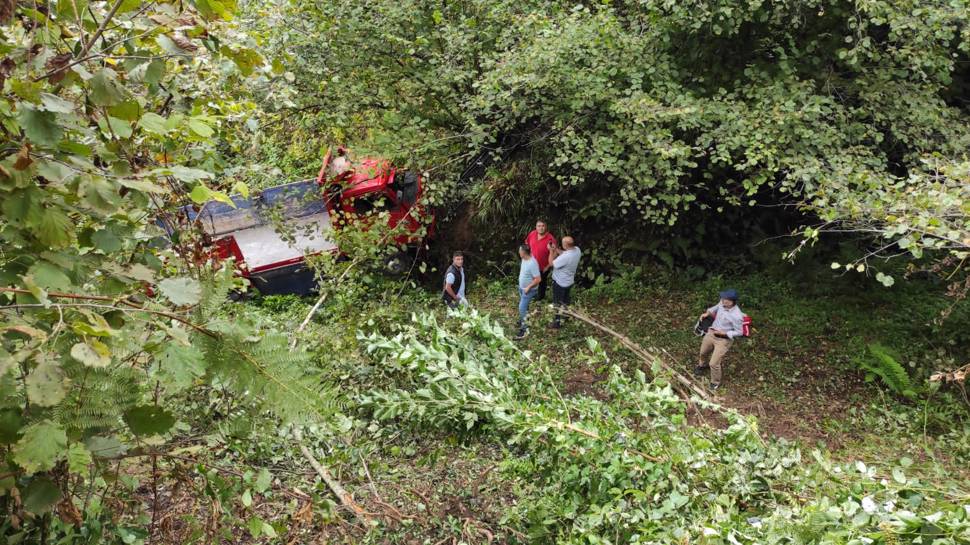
[695,289,744,390]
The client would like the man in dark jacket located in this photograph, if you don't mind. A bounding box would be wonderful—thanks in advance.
[442,251,467,309]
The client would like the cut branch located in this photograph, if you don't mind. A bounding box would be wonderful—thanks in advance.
[558,306,711,401]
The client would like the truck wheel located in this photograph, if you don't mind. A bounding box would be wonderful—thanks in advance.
[383,252,413,276]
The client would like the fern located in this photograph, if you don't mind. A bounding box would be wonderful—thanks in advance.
[196,317,343,423]
[57,365,143,434]
[172,264,344,423]
[859,343,917,399]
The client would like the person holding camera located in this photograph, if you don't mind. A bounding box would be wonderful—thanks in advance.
[547,236,581,329]
[695,289,745,390]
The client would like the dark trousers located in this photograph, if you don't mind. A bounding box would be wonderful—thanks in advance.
[536,269,551,301]
[552,281,571,326]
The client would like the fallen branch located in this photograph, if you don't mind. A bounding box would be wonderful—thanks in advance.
[293,429,372,525]
[930,363,968,384]
[558,306,711,401]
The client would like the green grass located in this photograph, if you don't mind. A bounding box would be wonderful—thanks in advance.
[470,263,969,455]
[167,265,968,544]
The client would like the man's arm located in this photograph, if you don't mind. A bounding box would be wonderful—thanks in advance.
[548,245,563,266]
[444,273,458,301]
[544,236,559,271]
[525,274,541,292]
[724,314,744,339]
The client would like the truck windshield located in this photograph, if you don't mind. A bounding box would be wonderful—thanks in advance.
[394,171,419,206]
[352,194,395,215]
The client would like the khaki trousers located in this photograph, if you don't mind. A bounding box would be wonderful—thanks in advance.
[698,331,733,384]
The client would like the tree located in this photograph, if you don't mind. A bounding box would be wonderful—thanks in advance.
[254,0,970,269]
[0,1,329,537]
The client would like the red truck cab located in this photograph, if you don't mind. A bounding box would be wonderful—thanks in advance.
[183,150,433,294]
[319,148,431,247]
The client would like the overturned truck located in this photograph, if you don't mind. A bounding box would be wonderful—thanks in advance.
[181,150,433,294]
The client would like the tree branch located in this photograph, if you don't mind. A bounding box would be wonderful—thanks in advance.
[79,0,128,58]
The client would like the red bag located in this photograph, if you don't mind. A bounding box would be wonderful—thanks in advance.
[742,315,752,337]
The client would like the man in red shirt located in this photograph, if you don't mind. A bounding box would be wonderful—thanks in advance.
[524,219,557,301]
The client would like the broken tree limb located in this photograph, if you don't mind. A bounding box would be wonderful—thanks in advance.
[290,204,422,346]
[293,429,373,525]
[558,306,711,402]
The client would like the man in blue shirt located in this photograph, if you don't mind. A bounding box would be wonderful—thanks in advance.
[694,289,745,390]
[442,251,467,309]
[514,244,541,340]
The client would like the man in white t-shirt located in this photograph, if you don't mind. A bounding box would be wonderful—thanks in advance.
[547,236,581,329]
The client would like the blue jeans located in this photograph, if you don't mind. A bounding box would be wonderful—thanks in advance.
[518,287,536,328]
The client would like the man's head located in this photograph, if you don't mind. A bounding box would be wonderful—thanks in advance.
[719,289,738,308]
[562,236,575,249]
[452,251,464,268]
[518,244,531,260]
[535,219,548,235]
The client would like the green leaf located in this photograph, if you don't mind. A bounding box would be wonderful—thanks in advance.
[31,208,74,248]
[158,277,202,306]
[165,166,214,182]
[138,113,170,135]
[27,260,71,290]
[36,158,76,184]
[56,0,88,19]
[196,0,237,20]
[247,517,263,538]
[71,341,111,368]
[66,443,93,474]
[157,35,192,56]
[189,184,213,204]
[108,100,142,122]
[123,405,176,437]
[22,477,62,514]
[188,118,215,137]
[254,468,272,493]
[39,93,75,114]
[25,357,67,407]
[144,59,166,85]
[84,435,128,458]
[241,489,253,507]
[117,0,141,13]
[17,106,63,146]
[117,176,167,194]
[89,69,126,107]
[13,420,67,474]
[104,116,134,139]
[91,227,123,253]
[876,272,895,287]
[232,181,250,198]
[0,409,24,444]
[20,274,51,307]
[157,343,205,392]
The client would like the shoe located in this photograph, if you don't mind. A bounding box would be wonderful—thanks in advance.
[513,328,528,340]
[710,382,720,391]
[693,364,709,376]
